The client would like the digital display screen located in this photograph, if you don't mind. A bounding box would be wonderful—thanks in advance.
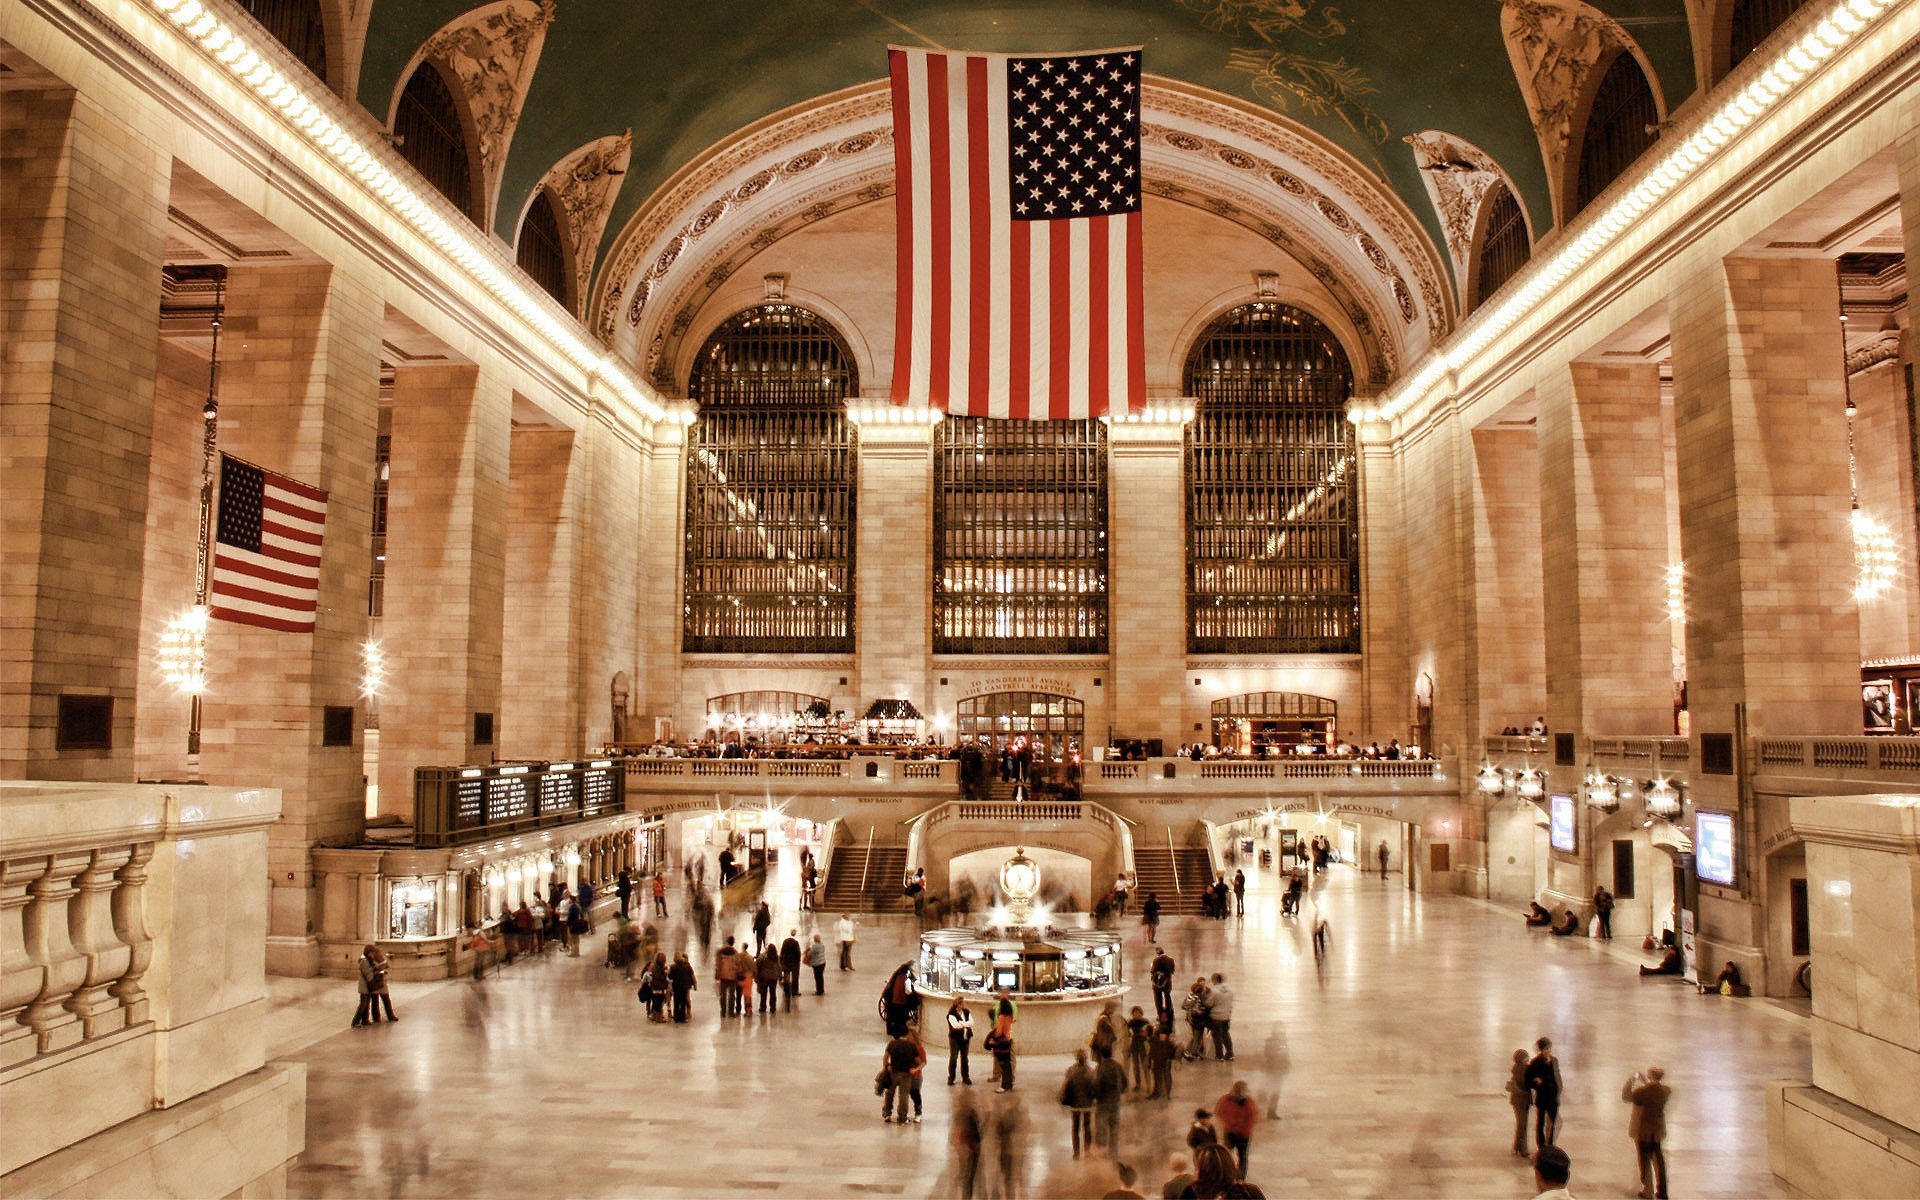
[1696,811,1735,885]
[1549,793,1576,853]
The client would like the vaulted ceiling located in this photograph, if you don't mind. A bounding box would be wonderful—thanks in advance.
[356,0,1700,298]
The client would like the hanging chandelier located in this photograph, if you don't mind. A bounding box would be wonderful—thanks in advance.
[157,604,210,694]
[1851,510,1898,602]
[1644,777,1683,819]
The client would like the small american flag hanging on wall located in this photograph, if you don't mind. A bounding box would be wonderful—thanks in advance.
[889,45,1146,418]
[210,454,328,632]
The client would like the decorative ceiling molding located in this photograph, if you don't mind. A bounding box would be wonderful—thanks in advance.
[1499,0,1646,225]
[393,0,555,229]
[1403,130,1527,305]
[592,76,1451,392]
[530,131,634,319]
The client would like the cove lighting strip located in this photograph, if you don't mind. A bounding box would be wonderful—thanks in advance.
[145,0,666,423]
[1353,0,1905,427]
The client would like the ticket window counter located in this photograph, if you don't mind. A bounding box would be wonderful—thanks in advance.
[917,932,1121,995]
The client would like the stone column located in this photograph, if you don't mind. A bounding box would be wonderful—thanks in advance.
[1670,256,1859,738]
[198,263,382,976]
[1467,426,1545,737]
[1469,425,1546,905]
[1387,417,1471,892]
[1670,254,1860,984]
[1107,416,1187,748]
[378,363,509,814]
[1354,421,1405,751]
[0,89,168,780]
[500,424,582,759]
[1768,794,1920,1199]
[852,417,934,723]
[578,391,646,748]
[1538,362,1673,735]
[634,419,684,733]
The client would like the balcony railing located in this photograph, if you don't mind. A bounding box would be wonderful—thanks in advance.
[1754,736,1920,775]
[0,781,282,1175]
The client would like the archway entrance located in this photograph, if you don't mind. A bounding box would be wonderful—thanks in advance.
[956,691,1084,758]
[1210,691,1337,755]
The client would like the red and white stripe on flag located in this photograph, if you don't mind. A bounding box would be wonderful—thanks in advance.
[889,46,1146,419]
[209,454,328,633]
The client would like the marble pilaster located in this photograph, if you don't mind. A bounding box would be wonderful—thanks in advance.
[853,419,934,719]
[198,263,382,976]
[378,363,510,812]
[500,424,583,759]
[1107,419,1187,748]
[0,88,168,780]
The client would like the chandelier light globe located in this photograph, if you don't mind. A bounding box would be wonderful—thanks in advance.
[1851,510,1898,602]
[1516,768,1545,800]
[359,640,386,699]
[157,605,211,695]
[1476,761,1505,794]
[1646,777,1683,819]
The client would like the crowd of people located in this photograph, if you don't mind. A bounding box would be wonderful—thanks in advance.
[360,827,1709,1199]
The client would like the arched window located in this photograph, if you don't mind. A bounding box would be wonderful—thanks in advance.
[1729,0,1811,71]
[684,305,857,653]
[936,419,1109,655]
[1574,54,1661,214]
[516,189,569,307]
[394,62,477,222]
[1210,692,1337,755]
[1471,185,1531,310]
[1184,303,1358,654]
[237,0,327,83]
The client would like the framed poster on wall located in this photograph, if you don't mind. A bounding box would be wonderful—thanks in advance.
[1549,793,1576,853]
[1696,811,1735,886]
[1863,679,1895,731]
[1907,679,1920,734]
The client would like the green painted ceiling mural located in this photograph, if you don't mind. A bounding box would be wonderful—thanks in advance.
[357,0,1697,285]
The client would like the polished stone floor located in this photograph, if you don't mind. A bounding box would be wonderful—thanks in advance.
[275,863,1808,1198]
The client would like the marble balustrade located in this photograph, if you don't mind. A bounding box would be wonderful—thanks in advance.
[0,780,297,1186]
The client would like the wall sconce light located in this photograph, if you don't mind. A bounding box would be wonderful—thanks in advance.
[1644,777,1684,819]
[1476,761,1505,794]
[1583,762,1620,813]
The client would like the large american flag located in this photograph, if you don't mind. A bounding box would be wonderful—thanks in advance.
[889,46,1146,418]
[210,454,328,632]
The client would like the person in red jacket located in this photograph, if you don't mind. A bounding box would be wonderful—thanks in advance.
[1213,1080,1260,1176]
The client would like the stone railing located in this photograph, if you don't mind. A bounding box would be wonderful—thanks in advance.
[1754,736,1920,776]
[1484,735,1551,758]
[1099,762,1142,780]
[1193,758,1444,780]
[0,781,291,1179]
[1587,736,1692,768]
[905,797,1137,877]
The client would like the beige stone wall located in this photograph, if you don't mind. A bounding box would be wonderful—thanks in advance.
[501,425,582,758]
[0,89,168,780]
[1849,358,1919,659]
[378,363,509,813]
[196,264,382,969]
[854,422,934,715]
[1669,255,1861,739]
[1538,361,1673,734]
[634,422,685,729]
[1468,426,1545,735]
[1105,423,1186,746]
[577,399,646,748]
[134,342,216,779]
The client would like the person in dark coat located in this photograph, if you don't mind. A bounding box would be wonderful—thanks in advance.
[1525,1037,1563,1150]
[779,930,803,1010]
[754,945,781,1013]
[666,951,696,1023]
[881,962,920,1036]
[1061,1049,1098,1158]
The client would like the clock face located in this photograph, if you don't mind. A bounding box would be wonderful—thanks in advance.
[1001,854,1039,899]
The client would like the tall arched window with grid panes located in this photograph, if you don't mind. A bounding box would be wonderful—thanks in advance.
[683,305,858,654]
[394,61,478,223]
[1574,53,1661,214]
[236,0,327,83]
[1470,184,1531,310]
[935,420,1109,655]
[1729,0,1811,71]
[1184,303,1358,654]
[516,189,569,308]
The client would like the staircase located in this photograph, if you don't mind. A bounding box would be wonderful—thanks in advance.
[1132,844,1214,916]
[820,844,910,913]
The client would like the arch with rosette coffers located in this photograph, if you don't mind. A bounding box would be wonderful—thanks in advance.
[592,77,1451,397]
